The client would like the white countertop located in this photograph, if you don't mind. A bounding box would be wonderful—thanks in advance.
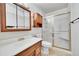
[0,37,42,56]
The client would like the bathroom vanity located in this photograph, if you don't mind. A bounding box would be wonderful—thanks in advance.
[0,37,42,56]
[16,41,42,56]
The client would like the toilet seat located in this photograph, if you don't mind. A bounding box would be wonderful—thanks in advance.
[42,41,52,47]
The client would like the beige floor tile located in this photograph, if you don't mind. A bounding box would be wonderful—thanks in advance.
[42,47,71,56]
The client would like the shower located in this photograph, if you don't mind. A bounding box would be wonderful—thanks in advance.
[53,12,71,50]
[43,12,71,51]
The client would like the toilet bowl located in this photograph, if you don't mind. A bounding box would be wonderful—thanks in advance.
[42,41,52,55]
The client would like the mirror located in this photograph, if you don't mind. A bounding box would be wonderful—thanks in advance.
[1,3,31,32]
[6,4,17,29]
[17,6,25,29]
[17,5,31,29]
[24,9,30,29]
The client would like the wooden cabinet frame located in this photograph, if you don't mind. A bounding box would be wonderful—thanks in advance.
[0,3,31,32]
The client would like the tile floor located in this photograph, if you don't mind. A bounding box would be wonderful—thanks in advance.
[42,47,71,56]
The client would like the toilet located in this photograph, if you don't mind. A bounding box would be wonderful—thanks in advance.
[42,41,52,55]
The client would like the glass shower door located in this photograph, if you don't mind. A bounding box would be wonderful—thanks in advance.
[54,13,70,50]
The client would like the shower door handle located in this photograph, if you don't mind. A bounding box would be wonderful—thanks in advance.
[52,33,54,37]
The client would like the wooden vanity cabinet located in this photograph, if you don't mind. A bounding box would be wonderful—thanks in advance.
[16,41,42,56]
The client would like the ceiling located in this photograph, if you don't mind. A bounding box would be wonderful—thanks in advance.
[32,3,68,14]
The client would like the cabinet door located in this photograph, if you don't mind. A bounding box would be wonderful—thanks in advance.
[6,3,17,29]
[35,47,41,56]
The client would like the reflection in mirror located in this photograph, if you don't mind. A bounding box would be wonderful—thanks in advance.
[17,6,25,29]
[24,10,30,29]
[6,3,17,29]
[33,13,42,28]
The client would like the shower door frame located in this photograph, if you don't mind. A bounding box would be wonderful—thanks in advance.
[53,12,71,51]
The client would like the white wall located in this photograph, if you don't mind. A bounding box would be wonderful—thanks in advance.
[70,3,79,55]
[0,3,44,41]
